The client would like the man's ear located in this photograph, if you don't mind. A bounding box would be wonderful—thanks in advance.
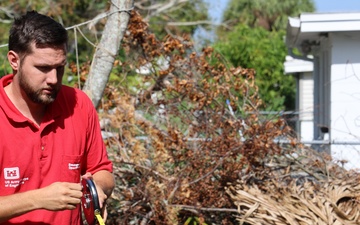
[7,50,20,71]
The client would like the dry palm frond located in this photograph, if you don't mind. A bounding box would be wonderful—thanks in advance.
[227,147,360,225]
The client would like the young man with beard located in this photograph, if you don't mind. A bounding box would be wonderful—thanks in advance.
[0,11,114,224]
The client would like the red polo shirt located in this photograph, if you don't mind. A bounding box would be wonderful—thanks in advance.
[0,74,113,224]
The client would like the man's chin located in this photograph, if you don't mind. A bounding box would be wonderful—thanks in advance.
[42,97,56,105]
[33,95,56,105]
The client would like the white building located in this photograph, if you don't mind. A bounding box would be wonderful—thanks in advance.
[285,12,360,170]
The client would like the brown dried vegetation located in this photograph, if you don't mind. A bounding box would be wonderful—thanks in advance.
[92,11,360,225]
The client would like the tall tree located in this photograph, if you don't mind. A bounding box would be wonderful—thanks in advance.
[222,0,315,32]
[214,0,315,111]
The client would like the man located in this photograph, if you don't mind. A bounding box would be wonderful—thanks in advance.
[0,11,114,224]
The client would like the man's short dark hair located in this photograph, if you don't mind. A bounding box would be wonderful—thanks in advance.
[8,10,68,57]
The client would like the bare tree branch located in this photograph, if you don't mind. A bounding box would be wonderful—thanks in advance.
[135,0,188,13]
[166,20,219,26]
[168,204,239,213]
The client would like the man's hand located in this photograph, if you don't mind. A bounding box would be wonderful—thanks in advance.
[35,182,83,210]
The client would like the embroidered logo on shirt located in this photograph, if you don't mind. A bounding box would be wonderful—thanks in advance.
[68,163,80,170]
[3,167,29,188]
[4,167,20,179]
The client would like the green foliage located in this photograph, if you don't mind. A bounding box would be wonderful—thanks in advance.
[213,24,295,110]
[213,0,316,111]
[184,217,208,225]
[222,0,315,31]
[0,46,10,77]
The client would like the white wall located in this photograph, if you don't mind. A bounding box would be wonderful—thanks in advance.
[330,32,360,170]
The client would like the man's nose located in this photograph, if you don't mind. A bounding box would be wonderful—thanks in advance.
[46,69,58,84]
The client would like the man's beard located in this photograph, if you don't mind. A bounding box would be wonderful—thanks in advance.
[18,69,60,105]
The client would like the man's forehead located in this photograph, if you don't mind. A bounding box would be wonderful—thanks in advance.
[26,43,67,63]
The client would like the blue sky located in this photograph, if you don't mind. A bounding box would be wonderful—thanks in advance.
[315,0,360,12]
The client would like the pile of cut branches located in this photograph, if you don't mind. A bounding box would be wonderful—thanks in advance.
[89,11,360,225]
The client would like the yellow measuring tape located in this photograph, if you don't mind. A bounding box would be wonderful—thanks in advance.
[94,209,106,225]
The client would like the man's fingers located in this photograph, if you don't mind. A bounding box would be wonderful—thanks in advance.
[65,182,82,191]
[67,196,82,205]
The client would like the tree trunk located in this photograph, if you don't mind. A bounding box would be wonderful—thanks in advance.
[84,0,133,108]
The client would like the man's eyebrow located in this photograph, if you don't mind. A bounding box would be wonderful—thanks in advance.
[36,60,67,67]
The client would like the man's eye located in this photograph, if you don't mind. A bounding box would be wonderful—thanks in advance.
[37,66,51,72]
